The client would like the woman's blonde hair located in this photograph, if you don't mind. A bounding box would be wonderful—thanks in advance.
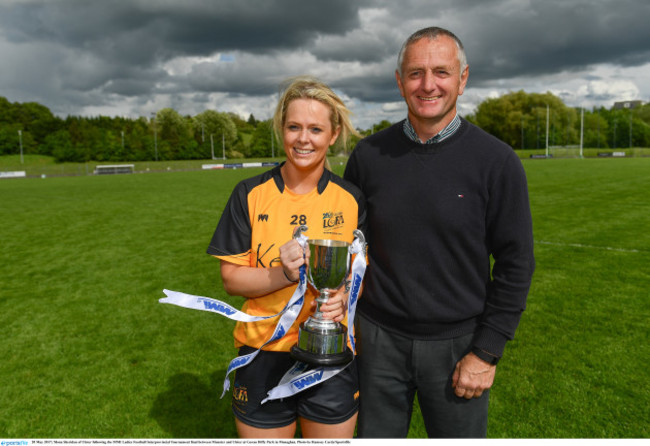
[272,76,359,159]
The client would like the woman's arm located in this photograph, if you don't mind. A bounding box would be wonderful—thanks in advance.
[220,237,350,322]
[220,238,306,298]
[220,262,295,298]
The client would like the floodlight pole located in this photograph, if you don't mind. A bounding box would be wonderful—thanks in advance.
[210,134,215,160]
[580,108,584,159]
[18,130,23,164]
[629,109,633,148]
[151,112,158,161]
[222,133,226,160]
[545,105,549,158]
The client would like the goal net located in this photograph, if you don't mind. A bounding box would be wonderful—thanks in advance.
[549,146,582,158]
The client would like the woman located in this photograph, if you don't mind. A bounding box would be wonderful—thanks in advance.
[206,76,365,438]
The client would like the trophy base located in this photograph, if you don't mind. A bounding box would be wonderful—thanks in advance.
[290,344,353,366]
[290,321,354,366]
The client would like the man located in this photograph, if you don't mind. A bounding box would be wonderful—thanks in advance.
[344,27,535,438]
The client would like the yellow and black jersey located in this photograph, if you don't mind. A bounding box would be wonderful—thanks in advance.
[207,163,366,352]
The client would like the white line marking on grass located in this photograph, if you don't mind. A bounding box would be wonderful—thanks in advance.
[536,240,643,253]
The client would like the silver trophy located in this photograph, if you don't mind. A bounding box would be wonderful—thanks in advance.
[290,225,365,366]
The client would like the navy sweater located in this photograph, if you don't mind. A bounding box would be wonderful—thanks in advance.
[344,118,535,358]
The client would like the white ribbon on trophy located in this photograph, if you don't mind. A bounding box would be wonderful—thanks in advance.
[261,235,367,403]
[159,229,366,401]
[160,232,309,397]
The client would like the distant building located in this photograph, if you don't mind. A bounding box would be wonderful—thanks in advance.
[613,100,644,110]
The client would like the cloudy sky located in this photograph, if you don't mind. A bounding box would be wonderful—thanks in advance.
[0,0,648,129]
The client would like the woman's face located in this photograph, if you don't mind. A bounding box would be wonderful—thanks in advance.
[283,98,340,172]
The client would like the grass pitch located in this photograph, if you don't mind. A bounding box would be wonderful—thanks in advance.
[0,157,648,438]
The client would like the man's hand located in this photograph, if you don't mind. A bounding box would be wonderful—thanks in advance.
[452,352,496,399]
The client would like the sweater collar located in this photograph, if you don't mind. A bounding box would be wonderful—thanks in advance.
[403,113,461,144]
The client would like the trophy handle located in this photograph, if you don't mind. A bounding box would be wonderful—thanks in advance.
[293,224,308,239]
[292,224,311,290]
[353,229,365,245]
[352,229,367,257]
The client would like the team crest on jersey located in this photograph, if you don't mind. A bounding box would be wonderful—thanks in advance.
[233,385,248,403]
[322,211,345,234]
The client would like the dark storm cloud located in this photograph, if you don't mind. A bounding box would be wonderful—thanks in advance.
[329,0,650,103]
[331,71,400,103]
[432,0,650,85]
[0,0,360,63]
[0,0,363,108]
[0,0,648,124]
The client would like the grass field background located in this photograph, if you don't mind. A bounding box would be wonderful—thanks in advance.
[0,156,648,438]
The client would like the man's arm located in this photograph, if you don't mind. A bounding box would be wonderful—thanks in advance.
[454,151,535,398]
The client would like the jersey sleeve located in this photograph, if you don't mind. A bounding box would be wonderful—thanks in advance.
[206,181,252,265]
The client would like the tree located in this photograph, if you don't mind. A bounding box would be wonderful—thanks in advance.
[17,102,61,146]
[2,95,648,163]
[192,110,237,159]
[636,103,650,125]
[153,108,195,160]
[0,97,16,124]
[467,91,574,149]
[125,117,155,161]
[581,109,609,149]
[248,120,274,158]
[44,130,76,162]
[0,124,24,156]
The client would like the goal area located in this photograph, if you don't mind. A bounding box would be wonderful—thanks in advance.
[549,146,582,158]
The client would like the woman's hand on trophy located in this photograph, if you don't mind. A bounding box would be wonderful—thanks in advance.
[279,239,307,283]
[318,287,348,322]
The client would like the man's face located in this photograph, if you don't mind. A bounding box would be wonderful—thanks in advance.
[396,36,469,132]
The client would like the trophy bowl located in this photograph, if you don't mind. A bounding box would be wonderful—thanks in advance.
[290,238,354,366]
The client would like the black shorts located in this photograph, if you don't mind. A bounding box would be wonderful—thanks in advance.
[231,346,359,429]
